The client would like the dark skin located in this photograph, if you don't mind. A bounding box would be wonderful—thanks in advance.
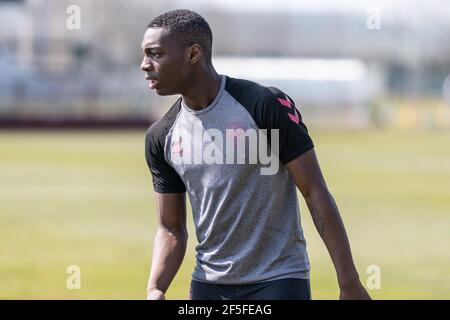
[286,150,371,300]
[141,27,371,300]
[141,27,221,109]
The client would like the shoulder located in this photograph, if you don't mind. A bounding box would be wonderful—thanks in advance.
[145,98,182,148]
[225,76,275,102]
[225,76,289,108]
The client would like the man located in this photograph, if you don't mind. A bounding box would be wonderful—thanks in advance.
[141,9,370,300]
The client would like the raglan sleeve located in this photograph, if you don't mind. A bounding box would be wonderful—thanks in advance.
[260,88,314,165]
[145,126,186,193]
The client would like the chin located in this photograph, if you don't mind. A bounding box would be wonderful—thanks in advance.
[156,88,178,96]
[155,89,170,96]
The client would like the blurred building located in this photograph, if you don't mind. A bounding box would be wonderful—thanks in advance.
[0,0,449,128]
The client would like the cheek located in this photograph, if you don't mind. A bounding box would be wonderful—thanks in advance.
[158,61,173,77]
[160,56,187,84]
[151,60,160,71]
[176,63,191,79]
[167,64,186,81]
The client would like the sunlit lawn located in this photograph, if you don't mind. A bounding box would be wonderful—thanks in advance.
[0,129,449,299]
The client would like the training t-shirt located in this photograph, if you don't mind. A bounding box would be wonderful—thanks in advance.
[145,75,314,284]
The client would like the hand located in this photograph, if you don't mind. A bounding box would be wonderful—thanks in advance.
[147,288,166,300]
[339,282,371,300]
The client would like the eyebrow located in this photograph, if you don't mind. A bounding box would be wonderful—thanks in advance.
[141,45,162,51]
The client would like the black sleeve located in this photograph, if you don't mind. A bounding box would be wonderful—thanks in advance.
[261,88,314,165]
[145,125,186,193]
[225,77,314,165]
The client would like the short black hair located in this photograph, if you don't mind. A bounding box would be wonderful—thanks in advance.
[147,9,213,63]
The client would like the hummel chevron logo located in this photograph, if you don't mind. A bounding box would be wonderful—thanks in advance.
[288,110,300,124]
[277,95,301,124]
[277,97,291,108]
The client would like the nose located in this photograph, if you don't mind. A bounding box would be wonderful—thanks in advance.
[141,57,153,72]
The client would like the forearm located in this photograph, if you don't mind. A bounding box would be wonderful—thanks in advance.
[147,226,187,294]
[304,185,359,288]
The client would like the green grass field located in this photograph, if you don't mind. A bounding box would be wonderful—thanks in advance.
[1,129,449,299]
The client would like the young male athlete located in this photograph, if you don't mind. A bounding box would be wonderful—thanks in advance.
[141,9,371,300]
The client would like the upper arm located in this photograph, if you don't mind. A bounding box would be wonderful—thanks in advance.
[155,192,187,232]
[145,127,186,193]
[286,148,328,199]
[256,88,323,196]
[145,127,187,231]
[259,88,314,165]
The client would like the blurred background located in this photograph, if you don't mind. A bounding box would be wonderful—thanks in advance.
[0,0,449,299]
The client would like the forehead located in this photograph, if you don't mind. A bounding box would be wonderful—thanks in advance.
[141,27,174,49]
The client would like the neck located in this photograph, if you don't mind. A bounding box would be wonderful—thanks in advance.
[181,65,221,111]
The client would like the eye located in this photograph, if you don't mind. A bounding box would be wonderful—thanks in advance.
[143,49,160,58]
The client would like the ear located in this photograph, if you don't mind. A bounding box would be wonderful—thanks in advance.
[186,44,203,64]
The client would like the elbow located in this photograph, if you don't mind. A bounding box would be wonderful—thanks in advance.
[157,224,188,243]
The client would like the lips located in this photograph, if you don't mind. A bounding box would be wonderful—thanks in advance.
[145,74,158,89]
[148,79,158,89]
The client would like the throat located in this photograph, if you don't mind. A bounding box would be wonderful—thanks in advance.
[182,73,222,110]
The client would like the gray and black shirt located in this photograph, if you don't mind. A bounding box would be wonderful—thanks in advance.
[145,75,314,285]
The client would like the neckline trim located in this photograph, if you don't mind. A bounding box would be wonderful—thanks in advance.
[181,74,226,115]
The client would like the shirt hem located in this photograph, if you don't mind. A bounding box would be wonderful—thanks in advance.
[191,271,310,286]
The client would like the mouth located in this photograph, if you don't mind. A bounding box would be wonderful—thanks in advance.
[148,79,158,89]
[145,74,158,89]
